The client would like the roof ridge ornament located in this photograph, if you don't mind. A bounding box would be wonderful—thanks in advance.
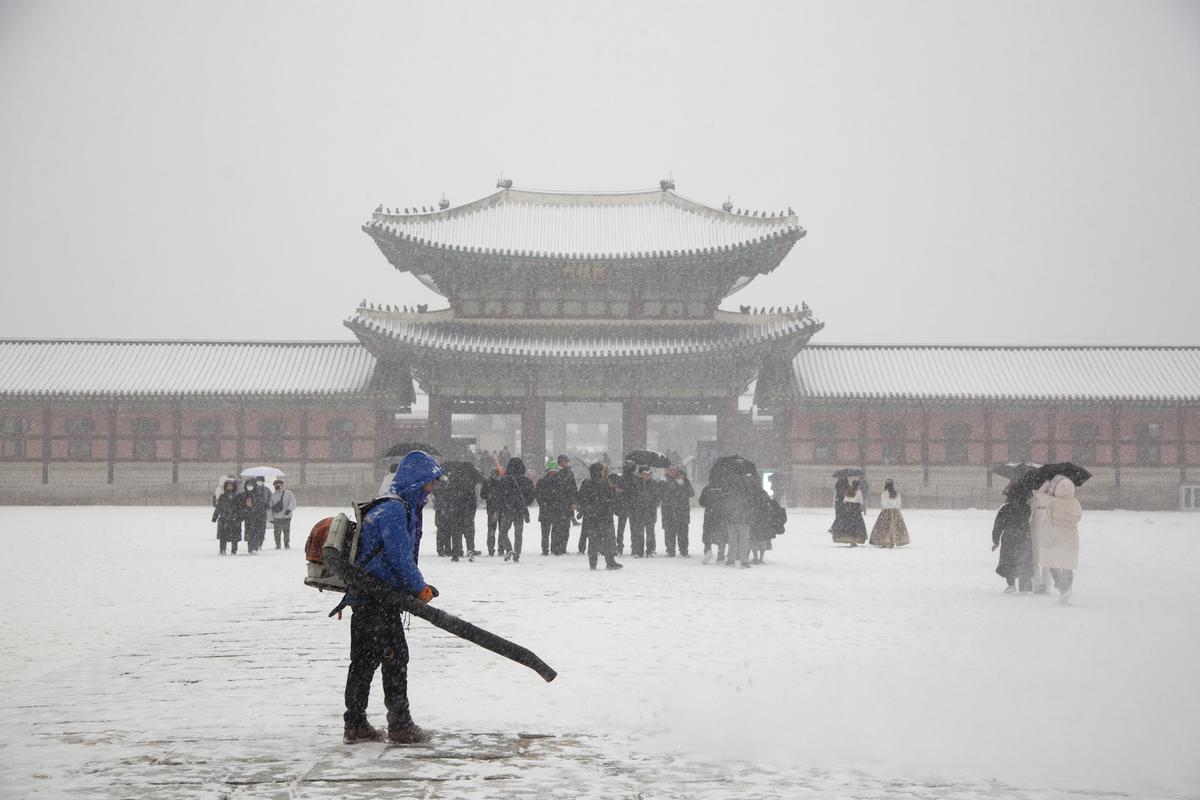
[497,177,513,189]
[659,178,675,191]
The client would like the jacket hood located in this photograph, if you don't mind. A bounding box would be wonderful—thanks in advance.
[389,450,445,504]
[506,457,526,477]
[1051,477,1076,498]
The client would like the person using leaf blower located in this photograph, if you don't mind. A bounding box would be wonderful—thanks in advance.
[342,450,445,745]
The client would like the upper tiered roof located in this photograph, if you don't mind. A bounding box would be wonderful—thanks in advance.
[366,186,803,258]
[362,183,806,312]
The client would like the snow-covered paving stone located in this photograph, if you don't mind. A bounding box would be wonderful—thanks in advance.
[0,505,1196,798]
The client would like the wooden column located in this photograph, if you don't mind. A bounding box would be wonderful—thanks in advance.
[522,392,546,470]
[428,392,453,455]
[857,409,868,467]
[171,400,182,484]
[299,405,309,485]
[713,396,735,455]
[773,407,795,506]
[1046,405,1058,463]
[106,401,117,484]
[1111,405,1122,490]
[235,399,246,477]
[983,404,994,487]
[1177,405,1187,482]
[41,403,51,485]
[920,404,930,487]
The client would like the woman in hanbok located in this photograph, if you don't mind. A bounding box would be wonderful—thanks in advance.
[830,479,867,546]
[869,479,910,547]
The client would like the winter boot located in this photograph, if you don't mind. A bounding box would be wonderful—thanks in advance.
[343,723,385,744]
[605,559,624,570]
[388,724,432,744]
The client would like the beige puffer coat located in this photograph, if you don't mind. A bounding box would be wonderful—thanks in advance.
[1039,478,1082,569]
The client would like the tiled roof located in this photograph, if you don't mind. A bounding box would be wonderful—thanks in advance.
[789,345,1200,403]
[364,187,804,260]
[0,340,378,397]
[347,307,823,360]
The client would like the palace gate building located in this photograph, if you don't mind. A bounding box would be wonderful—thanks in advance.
[1,181,1198,508]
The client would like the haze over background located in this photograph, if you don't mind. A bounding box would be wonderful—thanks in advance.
[1,0,1197,346]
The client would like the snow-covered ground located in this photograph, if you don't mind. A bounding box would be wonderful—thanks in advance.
[1,505,1197,799]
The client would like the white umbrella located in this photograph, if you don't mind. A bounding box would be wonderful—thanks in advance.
[240,466,286,479]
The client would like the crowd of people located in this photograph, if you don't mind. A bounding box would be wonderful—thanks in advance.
[211,475,297,554]
[426,452,785,570]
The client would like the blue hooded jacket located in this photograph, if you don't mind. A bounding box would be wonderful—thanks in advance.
[349,450,443,606]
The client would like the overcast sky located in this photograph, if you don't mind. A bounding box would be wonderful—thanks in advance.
[1,0,1198,346]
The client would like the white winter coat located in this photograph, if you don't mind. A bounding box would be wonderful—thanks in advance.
[880,492,901,510]
[1040,479,1081,569]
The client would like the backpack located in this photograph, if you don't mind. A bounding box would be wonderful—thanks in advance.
[304,496,406,593]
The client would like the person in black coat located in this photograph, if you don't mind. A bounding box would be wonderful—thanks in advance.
[480,467,502,556]
[239,478,268,553]
[212,478,242,554]
[660,465,694,557]
[576,462,623,570]
[612,461,636,555]
[699,483,728,563]
[992,481,1035,593]
[435,467,481,562]
[534,463,559,556]
[629,466,662,557]
[493,457,534,562]
[547,455,577,555]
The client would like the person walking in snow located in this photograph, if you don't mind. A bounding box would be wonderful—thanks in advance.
[612,460,636,555]
[830,479,867,546]
[269,478,297,549]
[480,466,503,556]
[869,479,909,548]
[1029,481,1054,593]
[342,450,444,745]
[534,460,559,556]
[749,481,786,563]
[660,465,694,557]
[629,466,662,557]
[576,462,623,570]
[992,481,1034,593]
[699,482,729,563]
[493,457,534,562]
[723,473,758,568]
[212,478,242,555]
[1041,475,1082,604]
[550,454,578,555]
[239,478,269,553]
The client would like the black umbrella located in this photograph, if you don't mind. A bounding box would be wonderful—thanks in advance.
[1013,462,1093,495]
[382,442,441,458]
[832,467,865,479]
[991,462,1041,481]
[625,449,671,468]
[709,455,758,485]
[441,460,484,485]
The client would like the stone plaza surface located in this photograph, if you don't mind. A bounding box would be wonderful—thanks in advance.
[1,505,1197,799]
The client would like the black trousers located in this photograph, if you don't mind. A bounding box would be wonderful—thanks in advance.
[486,511,498,554]
[615,514,628,550]
[664,523,688,556]
[344,601,411,730]
[550,514,572,555]
[498,514,524,557]
[630,519,656,557]
[540,518,552,554]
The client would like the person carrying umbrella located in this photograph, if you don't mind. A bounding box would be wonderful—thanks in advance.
[992,481,1034,593]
